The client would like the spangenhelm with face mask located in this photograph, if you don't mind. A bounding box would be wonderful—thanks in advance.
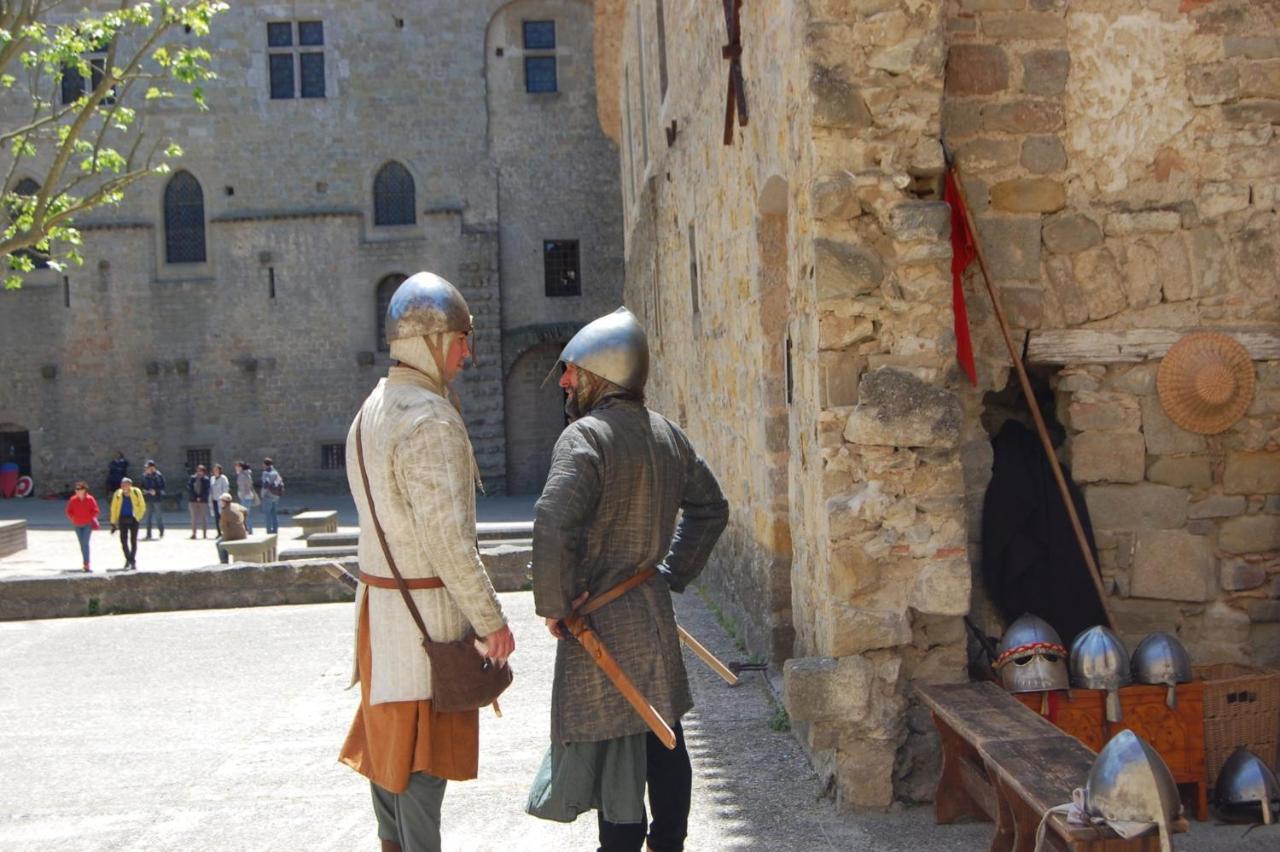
[557,307,649,395]
[1070,625,1131,723]
[1084,730,1181,852]
[1214,746,1280,825]
[994,614,1069,709]
[1130,632,1192,709]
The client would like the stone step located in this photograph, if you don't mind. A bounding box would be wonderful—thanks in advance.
[278,546,355,561]
[477,521,533,540]
[307,532,357,548]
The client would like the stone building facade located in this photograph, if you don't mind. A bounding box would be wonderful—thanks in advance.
[597,0,1279,809]
[0,0,622,495]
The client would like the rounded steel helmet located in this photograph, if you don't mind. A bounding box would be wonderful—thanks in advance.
[559,306,649,394]
[1070,626,1131,722]
[1215,747,1280,825]
[385,271,473,342]
[1131,632,1192,708]
[1085,730,1181,852]
[994,614,1069,694]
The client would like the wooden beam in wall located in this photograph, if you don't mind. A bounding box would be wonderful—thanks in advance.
[1025,328,1280,365]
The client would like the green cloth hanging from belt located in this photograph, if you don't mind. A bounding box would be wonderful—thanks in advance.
[526,734,648,825]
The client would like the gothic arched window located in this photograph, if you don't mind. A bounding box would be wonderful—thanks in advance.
[376,273,408,352]
[373,162,415,226]
[164,171,206,264]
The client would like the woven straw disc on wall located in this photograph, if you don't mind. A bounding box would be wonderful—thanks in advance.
[1156,333,1255,435]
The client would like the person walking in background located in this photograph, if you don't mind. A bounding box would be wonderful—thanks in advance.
[106,451,128,497]
[214,493,247,564]
[109,477,146,571]
[141,460,167,540]
[235,461,256,534]
[209,464,230,528]
[260,458,283,535]
[187,464,211,539]
[65,481,100,572]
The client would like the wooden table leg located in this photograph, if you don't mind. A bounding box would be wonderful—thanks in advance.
[989,773,1016,852]
[991,769,1047,852]
[932,712,992,825]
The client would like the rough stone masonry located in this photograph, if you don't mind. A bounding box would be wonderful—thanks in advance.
[597,0,1279,809]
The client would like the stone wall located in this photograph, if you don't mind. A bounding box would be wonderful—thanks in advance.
[0,0,622,495]
[599,0,1280,813]
[944,0,1280,665]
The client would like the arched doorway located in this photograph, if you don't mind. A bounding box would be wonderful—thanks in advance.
[757,175,795,661]
[504,342,567,494]
[0,426,31,476]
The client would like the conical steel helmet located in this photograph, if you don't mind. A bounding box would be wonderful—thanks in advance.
[1215,747,1280,825]
[385,271,473,342]
[1070,626,1131,722]
[994,614,1069,694]
[1131,632,1192,708]
[558,306,649,394]
[1085,730,1181,852]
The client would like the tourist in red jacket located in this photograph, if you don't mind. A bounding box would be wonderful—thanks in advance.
[65,481,100,572]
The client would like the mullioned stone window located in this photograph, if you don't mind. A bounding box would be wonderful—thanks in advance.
[523,20,557,93]
[59,38,113,105]
[163,171,206,264]
[267,20,325,100]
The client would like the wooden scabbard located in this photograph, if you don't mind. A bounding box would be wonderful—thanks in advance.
[563,613,678,750]
[322,561,359,590]
[677,625,739,686]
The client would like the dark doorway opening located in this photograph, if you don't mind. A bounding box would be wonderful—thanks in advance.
[0,430,31,476]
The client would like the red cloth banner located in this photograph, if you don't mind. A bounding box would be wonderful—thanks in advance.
[944,171,978,386]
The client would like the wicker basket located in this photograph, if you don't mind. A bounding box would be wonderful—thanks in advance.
[1194,663,1280,788]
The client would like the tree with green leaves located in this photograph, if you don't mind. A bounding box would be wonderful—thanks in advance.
[1,0,227,289]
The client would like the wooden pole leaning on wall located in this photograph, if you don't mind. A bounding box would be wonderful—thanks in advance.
[948,164,1116,632]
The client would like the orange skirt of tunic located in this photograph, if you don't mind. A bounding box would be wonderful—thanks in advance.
[339,594,479,793]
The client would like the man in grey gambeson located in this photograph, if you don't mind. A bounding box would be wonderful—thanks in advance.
[526,308,729,852]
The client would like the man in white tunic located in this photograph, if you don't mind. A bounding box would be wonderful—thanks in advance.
[339,272,515,852]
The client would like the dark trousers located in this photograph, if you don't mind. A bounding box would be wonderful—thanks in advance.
[118,517,139,565]
[597,722,691,852]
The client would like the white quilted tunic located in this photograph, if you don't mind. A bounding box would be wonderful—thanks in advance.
[346,366,507,705]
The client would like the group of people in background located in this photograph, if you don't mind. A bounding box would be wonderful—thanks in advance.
[68,454,285,572]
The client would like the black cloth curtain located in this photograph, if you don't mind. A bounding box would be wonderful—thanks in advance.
[981,420,1108,646]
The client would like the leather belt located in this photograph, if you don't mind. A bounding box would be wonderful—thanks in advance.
[358,570,445,591]
[577,566,657,616]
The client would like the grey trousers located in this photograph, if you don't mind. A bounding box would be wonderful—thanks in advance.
[371,773,447,852]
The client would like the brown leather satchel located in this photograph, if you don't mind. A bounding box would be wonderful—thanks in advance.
[355,412,512,713]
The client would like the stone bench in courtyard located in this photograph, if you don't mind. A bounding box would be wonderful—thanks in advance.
[220,534,277,564]
[291,510,338,538]
[0,520,27,558]
[307,531,357,548]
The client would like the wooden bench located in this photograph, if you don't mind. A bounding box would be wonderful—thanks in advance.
[291,510,338,538]
[917,682,1188,852]
[219,533,277,564]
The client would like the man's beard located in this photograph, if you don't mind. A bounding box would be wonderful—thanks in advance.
[564,387,584,421]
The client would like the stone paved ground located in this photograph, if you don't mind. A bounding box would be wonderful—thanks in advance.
[0,491,536,581]
[1,592,1273,851]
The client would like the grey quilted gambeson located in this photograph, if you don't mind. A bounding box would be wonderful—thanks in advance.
[532,395,729,743]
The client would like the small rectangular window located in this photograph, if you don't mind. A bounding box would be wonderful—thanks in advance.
[525,56,557,93]
[269,53,294,99]
[267,22,293,47]
[185,448,212,475]
[523,20,556,50]
[321,443,345,470]
[300,52,325,98]
[298,20,324,46]
[544,240,581,298]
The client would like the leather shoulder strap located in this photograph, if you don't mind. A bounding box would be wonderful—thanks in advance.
[356,411,435,647]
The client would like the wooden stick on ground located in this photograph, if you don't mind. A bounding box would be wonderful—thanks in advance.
[677,625,739,686]
[948,166,1116,631]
